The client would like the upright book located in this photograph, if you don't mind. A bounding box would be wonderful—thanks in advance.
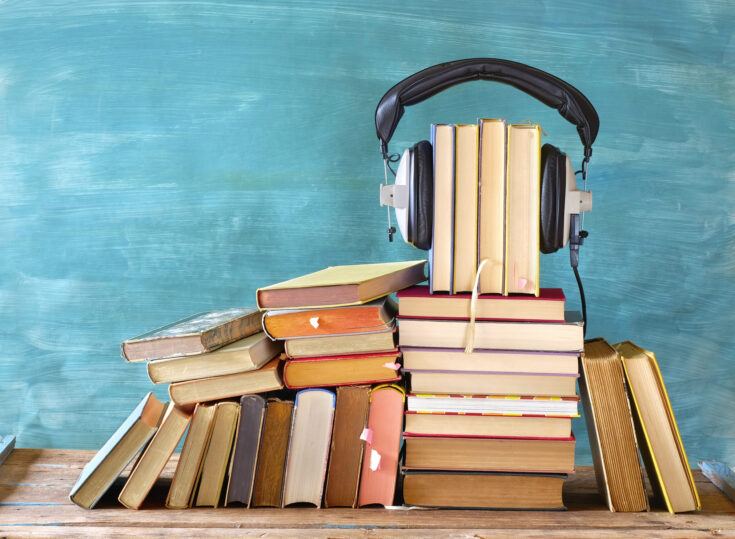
[505,123,540,295]
[251,398,294,508]
[579,338,647,512]
[118,403,192,510]
[69,393,166,509]
[281,389,336,507]
[357,384,405,507]
[452,123,479,293]
[615,341,700,513]
[324,385,371,508]
[195,401,240,508]
[225,395,267,507]
[121,308,262,362]
[430,123,455,293]
[477,118,507,294]
[256,260,426,310]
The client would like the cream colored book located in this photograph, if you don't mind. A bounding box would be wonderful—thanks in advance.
[452,124,479,293]
[478,119,507,294]
[256,260,426,310]
[118,404,192,510]
[402,347,579,375]
[147,332,282,384]
[430,123,455,293]
[284,328,396,359]
[166,403,217,509]
[195,401,240,508]
[505,123,540,295]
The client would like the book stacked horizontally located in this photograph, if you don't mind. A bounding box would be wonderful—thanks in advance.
[398,288,584,510]
[69,260,426,511]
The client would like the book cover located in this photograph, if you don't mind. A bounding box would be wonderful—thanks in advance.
[284,327,396,359]
[195,401,240,508]
[251,399,294,508]
[452,124,479,293]
[256,260,426,310]
[121,308,262,362]
[430,123,455,293]
[283,350,401,389]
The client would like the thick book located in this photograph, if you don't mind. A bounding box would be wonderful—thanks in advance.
[283,350,401,389]
[166,402,217,509]
[225,395,267,507]
[452,124,479,293]
[118,403,192,510]
[404,412,572,439]
[396,286,565,322]
[402,470,566,509]
[505,123,540,295]
[406,369,579,397]
[615,341,700,513]
[256,260,426,310]
[402,347,579,375]
[477,118,507,294]
[251,398,294,508]
[168,357,284,405]
[579,338,647,512]
[282,389,336,507]
[262,297,396,340]
[406,394,580,417]
[195,401,240,508]
[403,434,575,473]
[357,384,405,507]
[69,393,166,509]
[284,327,396,359]
[147,332,282,384]
[324,385,371,508]
[121,308,262,362]
[398,312,584,352]
[430,123,455,293]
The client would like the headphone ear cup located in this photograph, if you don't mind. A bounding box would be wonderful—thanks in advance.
[411,140,434,250]
[539,144,567,254]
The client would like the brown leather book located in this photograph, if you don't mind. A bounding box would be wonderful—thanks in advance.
[324,385,371,508]
[251,399,293,507]
[225,395,267,507]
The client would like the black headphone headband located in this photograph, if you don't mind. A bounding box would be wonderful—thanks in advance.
[375,58,599,161]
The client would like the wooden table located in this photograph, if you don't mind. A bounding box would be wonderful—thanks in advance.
[1,449,734,537]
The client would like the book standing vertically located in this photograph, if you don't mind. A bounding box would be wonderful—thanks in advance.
[195,401,240,508]
[579,338,647,512]
[251,399,294,508]
[256,260,426,310]
[225,395,267,507]
[478,118,507,294]
[615,341,700,513]
[505,123,540,296]
[121,308,262,362]
[357,384,405,507]
[166,403,217,509]
[118,403,193,510]
[430,123,455,293]
[452,124,479,294]
[69,393,166,509]
[281,389,336,507]
[324,385,371,508]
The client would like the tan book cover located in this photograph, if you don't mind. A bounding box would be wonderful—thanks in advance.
[195,402,240,508]
[430,123,455,293]
[452,124,479,293]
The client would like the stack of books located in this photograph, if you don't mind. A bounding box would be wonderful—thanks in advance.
[69,260,426,510]
[398,287,584,509]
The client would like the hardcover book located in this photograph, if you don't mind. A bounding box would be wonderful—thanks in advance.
[121,308,262,362]
[406,369,579,397]
[256,260,426,310]
[225,395,267,507]
[406,394,580,417]
[195,401,240,508]
[251,399,294,508]
[404,412,572,439]
[281,389,336,507]
[430,123,455,293]
[452,124,479,293]
[324,385,371,508]
[402,347,579,375]
[284,327,396,359]
[69,393,166,509]
[283,350,401,389]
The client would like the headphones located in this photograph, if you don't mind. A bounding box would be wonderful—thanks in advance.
[375,58,599,329]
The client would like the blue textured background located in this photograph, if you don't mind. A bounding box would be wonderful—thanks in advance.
[1,1,733,466]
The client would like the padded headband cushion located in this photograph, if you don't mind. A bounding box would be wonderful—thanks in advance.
[411,140,433,250]
[376,58,599,158]
[539,144,567,254]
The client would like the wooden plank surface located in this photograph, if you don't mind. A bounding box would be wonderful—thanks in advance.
[0,449,734,538]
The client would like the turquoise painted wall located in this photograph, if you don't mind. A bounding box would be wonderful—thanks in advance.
[1,1,733,466]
